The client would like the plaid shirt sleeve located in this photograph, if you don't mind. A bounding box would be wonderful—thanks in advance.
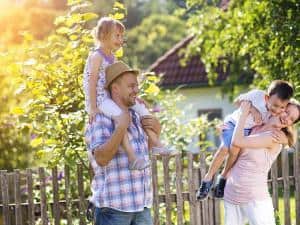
[85,113,114,152]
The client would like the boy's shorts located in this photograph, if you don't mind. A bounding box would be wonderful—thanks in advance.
[221,121,252,149]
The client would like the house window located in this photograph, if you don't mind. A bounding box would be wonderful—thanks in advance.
[198,109,223,151]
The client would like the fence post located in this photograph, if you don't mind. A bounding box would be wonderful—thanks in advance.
[199,151,209,225]
[271,159,279,211]
[26,168,35,225]
[175,154,184,225]
[294,135,300,225]
[52,166,60,225]
[77,164,86,225]
[64,165,72,225]
[39,167,48,225]
[1,170,10,225]
[14,169,22,225]
[281,149,291,225]
[151,154,160,225]
[162,156,172,225]
[188,152,196,225]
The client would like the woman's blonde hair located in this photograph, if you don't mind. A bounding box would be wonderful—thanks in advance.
[282,99,300,147]
[92,17,125,43]
[288,98,300,124]
[281,126,295,147]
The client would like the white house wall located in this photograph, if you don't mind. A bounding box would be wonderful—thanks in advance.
[176,86,236,120]
[171,86,236,153]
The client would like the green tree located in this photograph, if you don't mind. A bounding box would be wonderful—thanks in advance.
[1,0,212,170]
[124,14,186,69]
[0,47,35,170]
[184,0,300,98]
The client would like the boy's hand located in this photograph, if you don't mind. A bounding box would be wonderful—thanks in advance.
[250,105,263,125]
[272,130,288,145]
[216,123,230,134]
[240,101,251,116]
[89,108,101,124]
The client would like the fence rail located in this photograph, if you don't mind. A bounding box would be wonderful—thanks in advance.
[1,144,299,225]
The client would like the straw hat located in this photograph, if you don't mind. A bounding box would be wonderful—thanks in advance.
[105,61,139,89]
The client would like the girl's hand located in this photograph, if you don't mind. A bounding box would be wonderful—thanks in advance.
[114,111,131,130]
[272,130,288,145]
[89,108,101,124]
[240,101,251,116]
[141,115,161,135]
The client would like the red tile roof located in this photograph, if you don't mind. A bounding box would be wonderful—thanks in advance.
[148,35,229,88]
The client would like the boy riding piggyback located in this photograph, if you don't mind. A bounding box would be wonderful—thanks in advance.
[197,80,294,200]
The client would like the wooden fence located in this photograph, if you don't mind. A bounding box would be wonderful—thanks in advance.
[0,144,300,225]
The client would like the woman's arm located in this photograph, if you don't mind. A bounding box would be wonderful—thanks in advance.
[231,102,275,149]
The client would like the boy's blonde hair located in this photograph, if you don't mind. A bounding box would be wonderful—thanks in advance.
[93,17,125,43]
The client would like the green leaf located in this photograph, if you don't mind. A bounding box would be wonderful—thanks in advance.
[114,2,125,10]
[82,13,98,21]
[56,27,71,34]
[67,0,84,6]
[30,137,43,148]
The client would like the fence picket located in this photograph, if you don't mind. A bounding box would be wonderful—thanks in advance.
[1,139,299,225]
[162,156,172,225]
[151,155,160,225]
[188,153,196,225]
[26,168,35,225]
[1,170,10,225]
[64,165,72,225]
[271,160,279,210]
[14,170,22,225]
[77,164,86,225]
[294,138,300,225]
[52,167,60,225]
[175,154,184,225]
[38,167,48,225]
[282,149,291,225]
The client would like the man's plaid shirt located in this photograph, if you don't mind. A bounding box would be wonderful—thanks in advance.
[85,109,153,212]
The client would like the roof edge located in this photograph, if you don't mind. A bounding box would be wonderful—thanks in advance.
[147,34,194,72]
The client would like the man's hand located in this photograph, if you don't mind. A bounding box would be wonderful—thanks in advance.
[272,130,288,145]
[113,112,131,130]
[141,115,161,135]
[250,106,263,125]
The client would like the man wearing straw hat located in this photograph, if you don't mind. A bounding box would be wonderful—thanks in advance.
[86,61,156,225]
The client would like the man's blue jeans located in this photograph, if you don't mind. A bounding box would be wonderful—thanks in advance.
[94,207,153,225]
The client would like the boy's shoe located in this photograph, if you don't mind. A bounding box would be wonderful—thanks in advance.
[152,146,178,156]
[214,176,227,198]
[196,180,213,201]
[129,158,150,170]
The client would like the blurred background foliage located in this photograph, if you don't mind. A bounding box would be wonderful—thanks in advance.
[184,0,300,99]
[0,0,212,170]
[0,0,299,171]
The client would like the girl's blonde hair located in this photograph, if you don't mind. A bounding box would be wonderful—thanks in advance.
[92,17,125,43]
